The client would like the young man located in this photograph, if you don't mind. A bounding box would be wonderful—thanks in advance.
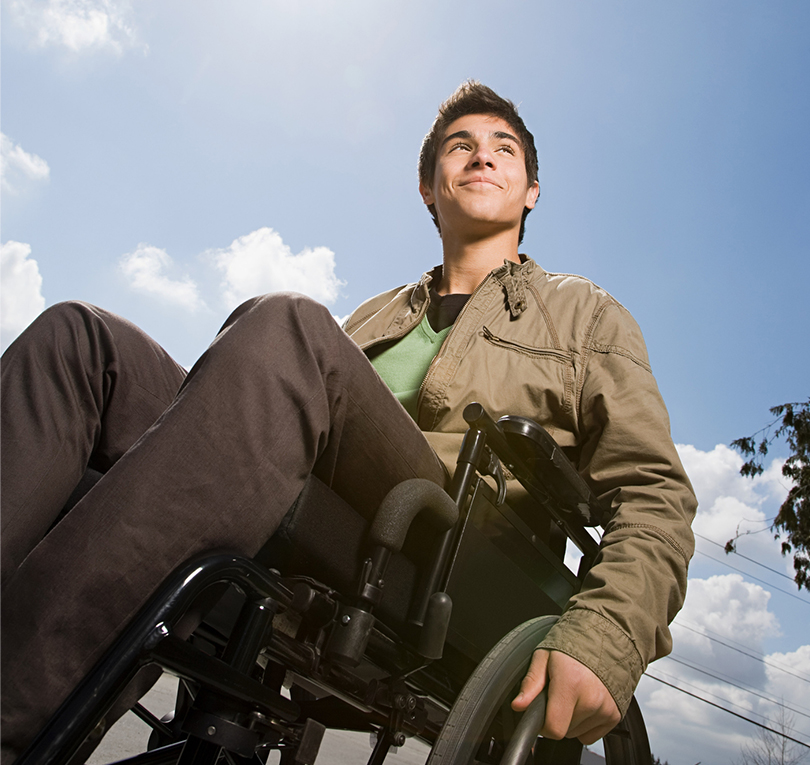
[0,82,696,760]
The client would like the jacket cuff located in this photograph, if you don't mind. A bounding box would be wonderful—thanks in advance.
[537,608,643,716]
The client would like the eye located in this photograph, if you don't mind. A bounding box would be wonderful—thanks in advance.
[449,141,471,152]
[497,144,516,155]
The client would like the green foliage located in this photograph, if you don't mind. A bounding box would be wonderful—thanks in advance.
[730,398,810,591]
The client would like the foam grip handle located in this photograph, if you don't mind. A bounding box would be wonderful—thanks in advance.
[369,479,458,553]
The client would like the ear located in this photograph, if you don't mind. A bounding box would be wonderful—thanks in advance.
[419,180,435,206]
[524,180,540,211]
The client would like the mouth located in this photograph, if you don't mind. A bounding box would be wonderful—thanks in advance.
[460,177,501,189]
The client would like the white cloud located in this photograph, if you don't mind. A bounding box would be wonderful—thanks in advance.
[211,227,344,312]
[636,571,808,765]
[677,442,791,570]
[1,133,50,195]
[1,241,46,351]
[679,574,779,646]
[764,645,810,714]
[119,245,206,312]
[678,443,786,520]
[638,672,755,764]
[117,228,344,320]
[675,574,779,686]
[7,0,143,54]
[628,443,810,763]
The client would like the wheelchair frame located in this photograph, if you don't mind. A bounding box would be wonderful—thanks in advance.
[17,404,652,765]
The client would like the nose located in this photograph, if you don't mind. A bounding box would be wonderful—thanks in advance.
[469,144,495,169]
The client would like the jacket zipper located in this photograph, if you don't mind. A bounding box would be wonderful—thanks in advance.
[481,326,570,362]
[415,275,492,426]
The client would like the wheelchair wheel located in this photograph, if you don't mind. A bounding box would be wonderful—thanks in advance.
[426,616,651,765]
[603,696,651,764]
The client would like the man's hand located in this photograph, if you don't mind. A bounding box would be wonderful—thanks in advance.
[511,649,620,745]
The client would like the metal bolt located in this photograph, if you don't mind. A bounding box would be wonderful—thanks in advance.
[341,614,351,625]
[393,733,406,747]
[207,725,217,736]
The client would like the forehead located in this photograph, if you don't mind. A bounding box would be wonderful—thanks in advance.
[440,113,521,146]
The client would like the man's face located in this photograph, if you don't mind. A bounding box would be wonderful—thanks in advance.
[420,113,540,242]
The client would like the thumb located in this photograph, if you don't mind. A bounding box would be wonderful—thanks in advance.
[511,649,549,711]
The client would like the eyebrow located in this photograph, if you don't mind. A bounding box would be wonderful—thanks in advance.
[493,130,519,143]
[441,129,521,148]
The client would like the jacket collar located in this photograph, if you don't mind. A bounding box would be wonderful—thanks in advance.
[409,266,440,312]
[411,257,538,318]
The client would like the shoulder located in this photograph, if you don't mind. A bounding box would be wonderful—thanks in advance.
[532,267,620,308]
[343,283,415,334]
[528,265,649,366]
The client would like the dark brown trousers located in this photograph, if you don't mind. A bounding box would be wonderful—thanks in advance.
[1,294,444,762]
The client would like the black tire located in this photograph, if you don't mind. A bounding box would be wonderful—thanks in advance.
[427,616,651,765]
[603,696,652,764]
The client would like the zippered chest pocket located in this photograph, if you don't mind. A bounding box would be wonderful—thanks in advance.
[481,326,575,415]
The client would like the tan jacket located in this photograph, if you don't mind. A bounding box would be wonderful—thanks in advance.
[345,256,697,715]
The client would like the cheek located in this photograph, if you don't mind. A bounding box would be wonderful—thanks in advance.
[435,180,457,204]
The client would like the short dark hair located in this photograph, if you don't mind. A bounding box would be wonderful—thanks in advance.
[418,81,539,244]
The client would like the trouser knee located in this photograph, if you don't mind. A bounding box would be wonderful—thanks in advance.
[234,292,335,331]
[209,292,340,362]
[7,300,103,354]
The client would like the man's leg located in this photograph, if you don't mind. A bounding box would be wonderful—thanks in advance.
[1,301,187,588]
[0,293,445,761]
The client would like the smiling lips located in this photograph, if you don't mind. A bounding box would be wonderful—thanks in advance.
[459,176,501,188]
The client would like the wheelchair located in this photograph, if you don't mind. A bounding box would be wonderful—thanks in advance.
[18,404,653,765]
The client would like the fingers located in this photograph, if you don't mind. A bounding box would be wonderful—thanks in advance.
[565,694,621,745]
[532,651,621,743]
[539,652,579,740]
[511,648,549,711]
[511,649,621,744]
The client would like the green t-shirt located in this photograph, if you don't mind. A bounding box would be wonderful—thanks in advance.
[370,315,451,421]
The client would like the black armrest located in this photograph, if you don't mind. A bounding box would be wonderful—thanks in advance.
[497,416,608,527]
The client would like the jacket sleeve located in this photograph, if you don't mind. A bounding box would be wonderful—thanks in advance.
[537,300,697,715]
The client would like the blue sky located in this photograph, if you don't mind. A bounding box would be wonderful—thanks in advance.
[2,2,809,763]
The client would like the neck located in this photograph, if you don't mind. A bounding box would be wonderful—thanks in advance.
[435,228,521,295]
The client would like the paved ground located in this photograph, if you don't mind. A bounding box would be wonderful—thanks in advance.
[87,674,431,765]
[86,675,178,764]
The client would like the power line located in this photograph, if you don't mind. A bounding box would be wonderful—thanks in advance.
[662,655,810,721]
[672,621,810,683]
[676,617,766,656]
[644,673,810,749]
[694,531,795,582]
[649,666,794,728]
[676,616,798,665]
[692,548,810,605]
